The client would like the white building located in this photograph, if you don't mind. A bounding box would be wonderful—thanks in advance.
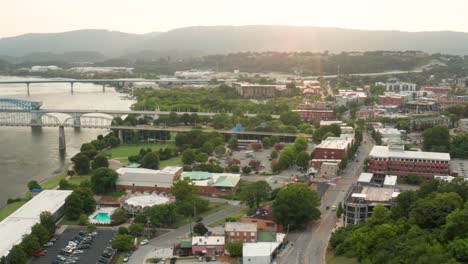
[116,166,183,192]
[30,65,61,72]
[0,190,72,258]
[377,82,417,92]
[336,89,367,106]
[459,118,468,132]
[242,233,285,264]
[174,70,213,79]
[376,128,403,145]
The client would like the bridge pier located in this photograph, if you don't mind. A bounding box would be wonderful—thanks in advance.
[70,82,74,94]
[30,112,43,126]
[26,83,30,96]
[102,84,106,93]
[59,126,66,151]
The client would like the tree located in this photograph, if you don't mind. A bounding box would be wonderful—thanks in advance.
[171,178,198,201]
[280,112,302,126]
[273,184,321,230]
[201,142,214,154]
[448,239,468,262]
[141,152,160,170]
[261,137,272,149]
[31,223,49,245]
[225,241,243,257]
[193,222,208,235]
[75,188,96,214]
[9,245,27,264]
[239,181,272,208]
[444,204,468,241]
[296,151,310,170]
[294,136,308,152]
[79,214,89,225]
[242,166,252,174]
[214,145,226,155]
[64,192,83,220]
[225,165,240,173]
[404,173,422,185]
[250,142,262,151]
[228,138,238,150]
[27,180,41,190]
[410,192,463,228]
[92,155,109,170]
[336,202,344,218]
[128,223,145,236]
[20,233,41,256]
[422,125,450,152]
[450,133,468,159]
[40,211,56,236]
[270,150,279,159]
[59,179,75,190]
[195,152,209,163]
[367,205,390,226]
[112,235,134,251]
[279,146,296,169]
[71,153,91,175]
[390,190,418,219]
[182,148,196,164]
[91,167,118,194]
[111,208,129,225]
[118,226,129,235]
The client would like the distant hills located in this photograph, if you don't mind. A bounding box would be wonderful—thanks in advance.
[2,26,468,63]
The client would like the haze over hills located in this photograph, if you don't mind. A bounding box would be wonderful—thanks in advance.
[2,26,468,62]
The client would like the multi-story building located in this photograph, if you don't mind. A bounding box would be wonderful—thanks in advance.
[376,81,417,92]
[344,173,399,225]
[240,207,283,232]
[378,94,408,107]
[405,99,440,112]
[368,145,451,179]
[356,108,380,120]
[422,86,450,94]
[459,118,468,132]
[313,134,355,160]
[225,222,258,242]
[411,115,450,131]
[293,102,335,122]
[335,89,367,106]
[231,82,292,98]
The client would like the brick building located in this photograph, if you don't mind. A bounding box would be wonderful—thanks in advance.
[422,86,450,94]
[116,166,183,193]
[313,134,355,160]
[378,94,407,107]
[232,82,292,98]
[240,207,283,232]
[225,222,258,242]
[293,101,335,122]
[368,145,451,179]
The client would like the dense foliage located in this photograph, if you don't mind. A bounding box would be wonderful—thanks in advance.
[329,178,468,263]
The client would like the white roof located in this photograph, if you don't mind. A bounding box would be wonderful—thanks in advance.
[351,193,367,198]
[358,173,373,183]
[320,120,343,126]
[369,146,451,161]
[124,194,170,208]
[192,236,225,246]
[243,242,281,257]
[225,222,257,232]
[182,172,241,187]
[384,175,398,186]
[0,190,72,258]
[117,166,182,188]
[315,134,354,150]
[376,128,402,137]
[434,175,456,182]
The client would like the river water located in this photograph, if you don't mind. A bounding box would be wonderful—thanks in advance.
[0,76,134,205]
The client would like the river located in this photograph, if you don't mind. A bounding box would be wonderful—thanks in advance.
[0,76,134,205]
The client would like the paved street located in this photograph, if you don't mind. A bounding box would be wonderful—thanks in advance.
[278,133,374,264]
[128,204,244,264]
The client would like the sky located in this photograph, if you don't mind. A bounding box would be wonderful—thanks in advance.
[2,0,468,38]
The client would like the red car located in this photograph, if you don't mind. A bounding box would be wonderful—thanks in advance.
[34,251,46,257]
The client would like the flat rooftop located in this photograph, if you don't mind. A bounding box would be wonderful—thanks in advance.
[369,145,450,161]
[315,134,354,150]
[357,173,373,183]
[450,159,468,179]
[225,222,257,232]
[0,190,72,258]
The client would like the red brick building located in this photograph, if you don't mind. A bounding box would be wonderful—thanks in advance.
[240,207,283,232]
[313,134,354,160]
[378,95,407,107]
[368,145,451,179]
[293,101,335,122]
[225,222,258,242]
[422,86,450,94]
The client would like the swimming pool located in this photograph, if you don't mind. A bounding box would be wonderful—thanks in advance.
[92,212,111,223]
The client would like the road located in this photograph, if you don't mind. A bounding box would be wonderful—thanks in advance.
[278,133,374,264]
[128,204,244,264]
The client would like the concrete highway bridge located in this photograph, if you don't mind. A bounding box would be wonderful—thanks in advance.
[0,98,289,151]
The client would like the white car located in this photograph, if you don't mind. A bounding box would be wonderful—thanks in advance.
[331,205,337,211]
[123,257,129,262]
[139,239,149,245]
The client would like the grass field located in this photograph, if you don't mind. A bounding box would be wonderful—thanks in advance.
[68,175,91,186]
[326,250,358,264]
[104,143,182,167]
[0,200,28,221]
[41,170,68,189]
[208,207,249,227]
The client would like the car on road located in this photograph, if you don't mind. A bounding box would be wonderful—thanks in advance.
[123,256,129,262]
[140,239,149,245]
[34,251,46,257]
[331,205,337,211]
[326,206,330,210]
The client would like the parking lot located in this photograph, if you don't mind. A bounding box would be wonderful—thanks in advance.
[31,227,116,264]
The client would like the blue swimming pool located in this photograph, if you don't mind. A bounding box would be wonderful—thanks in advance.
[93,212,111,223]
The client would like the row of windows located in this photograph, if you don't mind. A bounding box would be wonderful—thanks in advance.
[371,158,449,164]
[228,232,256,237]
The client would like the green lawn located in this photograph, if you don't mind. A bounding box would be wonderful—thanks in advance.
[58,218,81,226]
[104,143,172,162]
[208,207,248,227]
[174,202,231,228]
[326,250,358,264]
[0,200,28,221]
[41,170,67,189]
[68,175,91,186]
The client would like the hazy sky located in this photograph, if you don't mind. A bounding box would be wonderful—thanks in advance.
[3,0,468,37]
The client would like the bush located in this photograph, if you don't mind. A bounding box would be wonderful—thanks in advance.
[118,226,129,235]
[242,166,252,174]
[7,197,22,204]
[79,214,89,226]
[111,208,129,225]
[27,180,41,191]
[225,241,243,257]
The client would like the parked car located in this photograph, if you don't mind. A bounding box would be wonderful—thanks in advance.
[140,239,149,245]
[331,205,337,211]
[44,242,54,247]
[34,251,46,257]
[123,256,129,262]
